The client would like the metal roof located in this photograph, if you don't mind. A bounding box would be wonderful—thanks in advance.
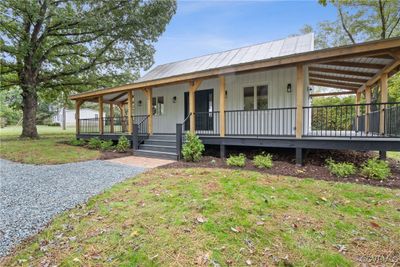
[137,33,314,83]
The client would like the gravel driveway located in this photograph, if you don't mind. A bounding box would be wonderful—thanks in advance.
[0,159,145,257]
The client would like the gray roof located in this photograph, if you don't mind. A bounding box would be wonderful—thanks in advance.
[138,33,314,82]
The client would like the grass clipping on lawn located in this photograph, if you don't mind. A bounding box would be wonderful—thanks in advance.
[3,168,400,266]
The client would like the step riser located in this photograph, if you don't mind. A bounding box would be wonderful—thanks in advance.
[140,145,176,153]
[134,151,177,160]
[148,135,176,141]
[144,140,176,146]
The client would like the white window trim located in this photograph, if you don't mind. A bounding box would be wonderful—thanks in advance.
[242,83,269,110]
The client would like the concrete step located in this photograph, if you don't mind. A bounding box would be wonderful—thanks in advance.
[134,149,177,160]
[140,144,176,153]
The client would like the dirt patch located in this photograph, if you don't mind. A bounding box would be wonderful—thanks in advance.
[98,151,132,160]
[161,151,400,189]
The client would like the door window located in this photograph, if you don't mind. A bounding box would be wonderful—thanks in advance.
[152,96,164,115]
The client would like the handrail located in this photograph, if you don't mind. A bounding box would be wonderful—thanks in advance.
[182,112,191,125]
[137,114,150,127]
[304,101,400,109]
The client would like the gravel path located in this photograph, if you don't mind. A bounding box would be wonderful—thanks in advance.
[0,159,145,257]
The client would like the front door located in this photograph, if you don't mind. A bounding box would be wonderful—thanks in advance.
[184,89,214,131]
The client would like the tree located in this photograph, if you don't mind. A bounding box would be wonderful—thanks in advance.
[0,0,176,138]
[301,0,400,49]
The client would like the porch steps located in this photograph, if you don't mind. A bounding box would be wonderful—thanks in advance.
[134,134,178,160]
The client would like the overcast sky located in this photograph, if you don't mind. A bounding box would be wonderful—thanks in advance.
[149,0,337,70]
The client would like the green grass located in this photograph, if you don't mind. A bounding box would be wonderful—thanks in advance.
[2,168,399,266]
[388,151,400,162]
[0,125,100,164]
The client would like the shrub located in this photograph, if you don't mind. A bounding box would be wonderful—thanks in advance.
[226,154,246,167]
[253,153,273,169]
[87,137,102,149]
[181,132,205,162]
[361,158,391,180]
[116,136,130,152]
[47,122,61,127]
[100,140,114,151]
[69,138,85,146]
[325,158,356,178]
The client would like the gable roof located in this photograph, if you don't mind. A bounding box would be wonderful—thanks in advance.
[137,33,314,83]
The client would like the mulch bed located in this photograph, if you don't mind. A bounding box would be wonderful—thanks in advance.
[161,148,400,189]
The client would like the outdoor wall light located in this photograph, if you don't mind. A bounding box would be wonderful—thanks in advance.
[287,83,292,93]
[138,100,142,107]
[225,90,228,98]
[172,96,177,103]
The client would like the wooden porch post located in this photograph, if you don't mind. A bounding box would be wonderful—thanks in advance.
[379,73,388,135]
[189,79,202,133]
[219,76,226,137]
[75,100,82,134]
[127,90,133,134]
[365,86,371,133]
[296,64,304,139]
[98,96,104,134]
[110,103,114,133]
[119,103,127,132]
[355,92,361,131]
[145,88,153,135]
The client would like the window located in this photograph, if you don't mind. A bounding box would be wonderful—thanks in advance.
[243,85,268,110]
[152,96,164,115]
[257,85,268,110]
[243,86,254,110]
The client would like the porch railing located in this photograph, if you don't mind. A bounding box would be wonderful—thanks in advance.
[303,102,400,138]
[176,112,192,160]
[79,115,148,134]
[194,111,220,136]
[225,107,296,136]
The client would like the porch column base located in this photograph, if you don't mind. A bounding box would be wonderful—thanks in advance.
[220,145,226,159]
[296,148,303,166]
[379,151,387,160]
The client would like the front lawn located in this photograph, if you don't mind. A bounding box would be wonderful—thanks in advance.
[0,126,100,164]
[2,168,399,266]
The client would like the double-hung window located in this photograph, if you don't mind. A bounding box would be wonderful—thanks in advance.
[243,85,268,110]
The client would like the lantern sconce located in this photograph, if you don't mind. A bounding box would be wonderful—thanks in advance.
[172,96,177,103]
[138,100,142,107]
[287,83,292,93]
[225,90,228,98]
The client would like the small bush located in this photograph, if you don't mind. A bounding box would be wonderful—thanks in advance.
[361,158,391,180]
[100,140,114,151]
[69,138,85,146]
[116,136,130,152]
[182,132,205,162]
[253,153,273,169]
[325,158,356,178]
[47,122,61,127]
[87,137,102,149]
[226,154,246,167]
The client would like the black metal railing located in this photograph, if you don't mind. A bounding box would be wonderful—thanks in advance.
[79,115,150,134]
[224,108,296,136]
[303,102,400,138]
[101,116,128,133]
[176,113,192,160]
[136,115,149,144]
[79,118,100,133]
[194,111,220,136]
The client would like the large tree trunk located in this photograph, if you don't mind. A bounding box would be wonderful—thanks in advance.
[21,85,39,138]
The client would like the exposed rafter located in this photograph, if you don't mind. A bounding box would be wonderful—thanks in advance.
[310,80,358,91]
[310,91,355,97]
[110,92,127,102]
[308,67,376,77]
[309,73,368,84]
[358,59,400,92]
[310,78,362,87]
[320,61,386,69]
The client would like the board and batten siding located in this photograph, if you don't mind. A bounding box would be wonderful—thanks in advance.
[134,67,310,134]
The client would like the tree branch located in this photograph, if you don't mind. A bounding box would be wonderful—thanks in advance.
[338,5,356,44]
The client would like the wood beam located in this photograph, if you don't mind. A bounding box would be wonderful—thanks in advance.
[358,59,400,93]
[296,64,304,139]
[219,76,226,137]
[110,103,114,133]
[355,92,361,131]
[309,81,358,91]
[189,79,202,133]
[309,73,368,84]
[379,73,388,135]
[310,91,355,97]
[98,96,104,134]
[366,54,395,60]
[144,88,153,135]
[308,67,375,78]
[75,100,82,134]
[118,103,127,132]
[365,86,371,133]
[310,78,362,88]
[127,90,133,134]
[110,92,127,102]
[321,61,386,69]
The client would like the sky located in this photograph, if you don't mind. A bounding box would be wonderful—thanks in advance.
[150,0,337,69]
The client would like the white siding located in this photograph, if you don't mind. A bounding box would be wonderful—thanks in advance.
[134,67,310,134]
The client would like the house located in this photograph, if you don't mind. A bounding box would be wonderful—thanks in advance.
[69,33,400,163]
[52,108,103,127]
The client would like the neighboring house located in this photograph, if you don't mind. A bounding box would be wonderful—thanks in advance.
[53,108,103,127]
[69,33,400,162]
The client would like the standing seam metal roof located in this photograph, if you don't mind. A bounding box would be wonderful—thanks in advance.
[137,33,314,83]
